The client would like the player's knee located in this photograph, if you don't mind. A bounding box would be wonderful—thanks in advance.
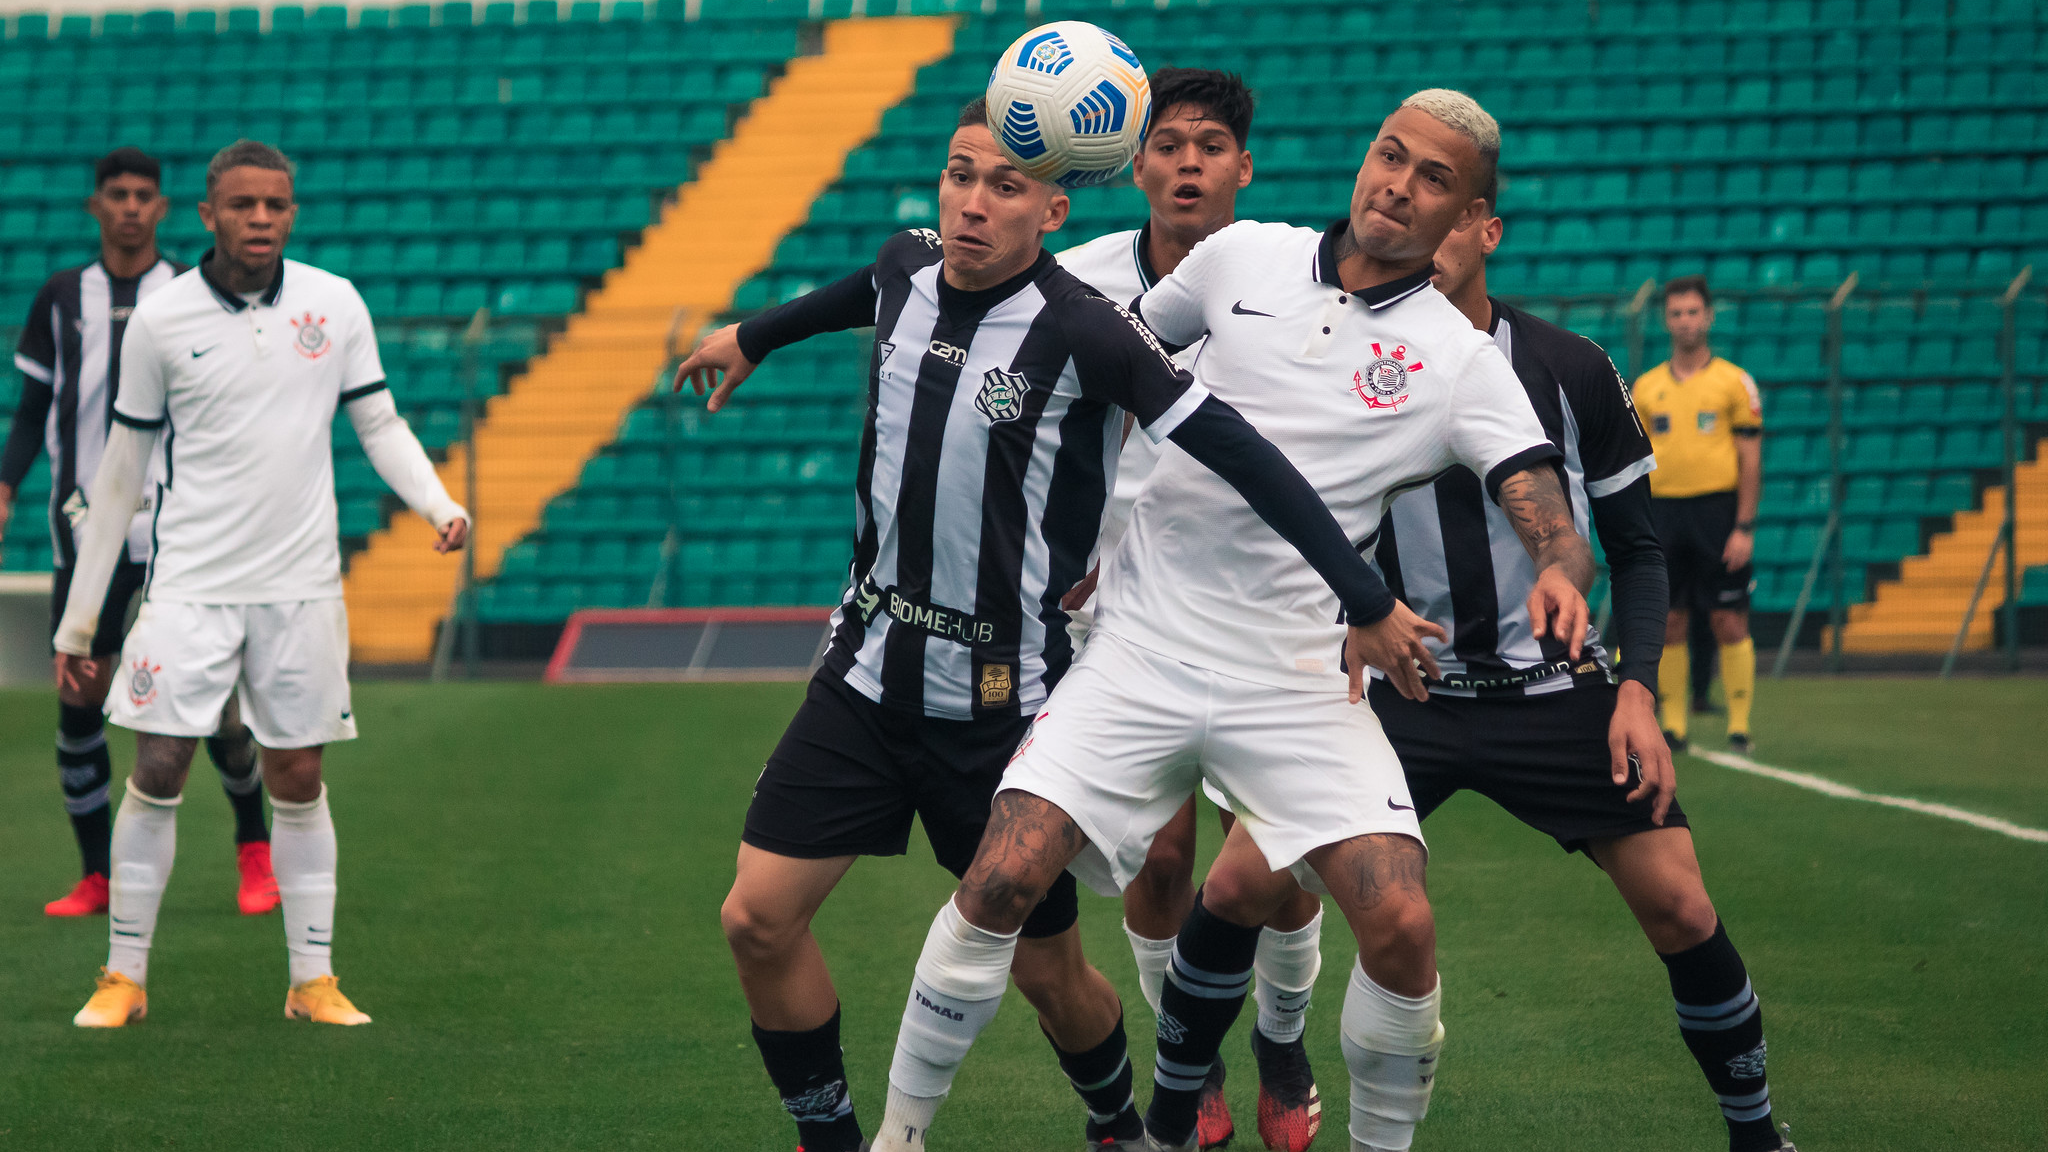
[1197,865,1284,929]
[1638,885,1719,953]
[1710,610,1749,645]
[1360,893,1436,962]
[720,888,802,966]
[1131,844,1195,905]
[957,865,1049,934]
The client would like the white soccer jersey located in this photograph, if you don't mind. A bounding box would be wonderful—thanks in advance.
[1098,220,1560,692]
[112,256,386,603]
[1056,226,1206,554]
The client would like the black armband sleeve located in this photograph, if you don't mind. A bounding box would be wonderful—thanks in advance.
[734,265,879,364]
[1589,475,1668,690]
[0,375,52,489]
[1167,394,1396,625]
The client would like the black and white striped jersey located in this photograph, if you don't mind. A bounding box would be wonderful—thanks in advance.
[4,257,184,565]
[1374,299,1661,697]
[737,229,1213,720]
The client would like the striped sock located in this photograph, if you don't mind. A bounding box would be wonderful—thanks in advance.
[1144,893,1261,1145]
[1660,921,1780,1152]
[1046,1013,1141,1142]
[57,703,114,876]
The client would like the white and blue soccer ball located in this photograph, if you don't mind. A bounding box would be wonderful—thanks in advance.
[985,21,1151,189]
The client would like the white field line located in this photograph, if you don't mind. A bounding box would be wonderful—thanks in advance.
[1693,749,2048,844]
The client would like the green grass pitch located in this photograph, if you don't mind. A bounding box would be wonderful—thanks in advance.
[2,677,2043,1151]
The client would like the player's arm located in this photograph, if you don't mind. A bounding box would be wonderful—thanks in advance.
[3,286,60,555]
[52,421,155,691]
[1128,222,1233,351]
[343,386,469,552]
[674,263,881,412]
[1727,373,1763,570]
[1453,344,1592,656]
[1591,475,1676,820]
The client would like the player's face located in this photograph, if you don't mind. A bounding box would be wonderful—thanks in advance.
[938,125,1069,289]
[1664,290,1713,351]
[1130,103,1251,234]
[1429,213,1503,300]
[86,173,168,252]
[1350,107,1489,263]
[197,166,298,272]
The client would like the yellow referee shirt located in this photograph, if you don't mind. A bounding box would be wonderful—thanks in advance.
[1632,357,1762,498]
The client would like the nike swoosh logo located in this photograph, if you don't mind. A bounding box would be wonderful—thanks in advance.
[1230,301,1274,317]
[191,346,218,358]
[340,711,352,720]
[1388,798,1416,812]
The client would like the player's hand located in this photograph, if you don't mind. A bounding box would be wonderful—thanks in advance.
[1527,566,1588,662]
[671,323,757,413]
[1609,678,1675,824]
[434,517,470,554]
[55,652,99,696]
[1722,527,1753,571]
[0,480,13,565]
[1060,564,1101,612]
[1345,601,1446,704]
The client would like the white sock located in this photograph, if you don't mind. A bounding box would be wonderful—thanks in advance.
[876,897,1016,1150]
[1123,919,1176,1018]
[1339,960,1443,1152]
[271,785,338,987]
[106,779,181,986]
[1254,907,1324,1043]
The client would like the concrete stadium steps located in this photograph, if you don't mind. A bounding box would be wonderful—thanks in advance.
[1840,438,2048,652]
[341,14,956,662]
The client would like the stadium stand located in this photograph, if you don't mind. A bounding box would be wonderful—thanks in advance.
[1,0,2042,659]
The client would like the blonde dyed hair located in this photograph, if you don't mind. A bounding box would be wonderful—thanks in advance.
[1398,88,1500,205]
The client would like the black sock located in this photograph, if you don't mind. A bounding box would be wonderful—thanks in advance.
[751,1007,864,1152]
[207,728,269,845]
[1145,890,1261,1144]
[57,702,113,877]
[1660,921,1780,1152]
[1046,1012,1141,1142]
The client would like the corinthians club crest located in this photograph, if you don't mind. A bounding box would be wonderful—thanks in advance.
[128,657,161,708]
[289,312,331,360]
[1352,341,1424,411]
[976,367,1031,423]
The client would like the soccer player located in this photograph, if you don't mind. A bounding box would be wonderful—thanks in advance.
[1373,177,1795,1152]
[677,100,1399,1152]
[1632,276,1764,753]
[1,147,278,919]
[59,140,469,1028]
[1057,69,1325,1150]
[871,91,1590,1152]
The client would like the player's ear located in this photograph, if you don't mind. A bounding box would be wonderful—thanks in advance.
[1482,215,1503,255]
[1236,146,1253,189]
[1042,190,1070,235]
[196,198,215,232]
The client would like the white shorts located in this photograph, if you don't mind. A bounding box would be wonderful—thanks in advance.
[1003,631,1422,898]
[108,599,357,749]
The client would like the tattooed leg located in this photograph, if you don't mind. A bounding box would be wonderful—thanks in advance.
[1304,832,1434,997]
[955,789,1091,935]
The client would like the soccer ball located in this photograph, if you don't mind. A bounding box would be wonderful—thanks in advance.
[984,21,1151,189]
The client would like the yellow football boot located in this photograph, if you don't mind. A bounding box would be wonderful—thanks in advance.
[74,968,147,1027]
[285,975,371,1025]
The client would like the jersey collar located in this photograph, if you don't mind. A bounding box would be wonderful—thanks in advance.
[1132,222,1161,291]
[197,248,285,312]
[936,247,1053,314]
[1312,221,1434,310]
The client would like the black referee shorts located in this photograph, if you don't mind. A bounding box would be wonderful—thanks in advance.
[1372,677,1689,855]
[49,559,148,659]
[1652,490,1752,613]
[742,670,1079,939]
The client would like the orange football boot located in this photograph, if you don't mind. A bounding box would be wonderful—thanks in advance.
[237,842,279,915]
[74,968,147,1027]
[286,975,371,1025]
[46,873,110,917]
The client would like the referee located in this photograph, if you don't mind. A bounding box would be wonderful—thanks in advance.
[1,147,275,918]
[1633,276,1764,754]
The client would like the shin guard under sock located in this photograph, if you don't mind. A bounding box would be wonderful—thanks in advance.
[1046,1013,1141,1141]
[207,726,269,844]
[1254,907,1324,1043]
[1339,961,1443,1152]
[752,1006,865,1152]
[106,780,181,985]
[57,702,114,877]
[1658,644,1690,740]
[878,898,1016,1149]
[1660,921,1779,1152]
[1720,638,1756,738]
[271,786,338,986]
[1123,919,1175,1018]
[1144,894,1261,1144]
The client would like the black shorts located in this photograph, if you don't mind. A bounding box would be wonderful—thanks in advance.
[49,560,147,659]
[743,671,1079,939]
[1372,677,1688,855]
[1652,491,1752,612]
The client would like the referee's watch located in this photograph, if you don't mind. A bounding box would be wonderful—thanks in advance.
[1734,520,1756,533]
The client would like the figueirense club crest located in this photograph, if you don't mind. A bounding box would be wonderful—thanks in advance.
[1353,341,1424,411]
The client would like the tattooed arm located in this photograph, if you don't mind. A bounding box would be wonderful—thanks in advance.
[1497,464,1595,660]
